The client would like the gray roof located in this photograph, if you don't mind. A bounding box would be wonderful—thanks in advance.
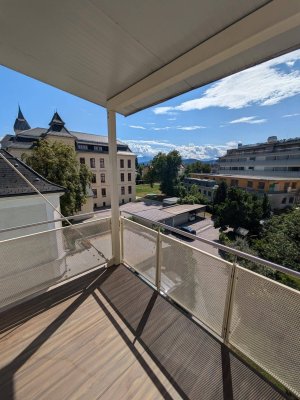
[133,203,205,222]
[71,131,124,145]
[0,150,65,197]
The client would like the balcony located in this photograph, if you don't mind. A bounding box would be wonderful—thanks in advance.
[0,214,299,399]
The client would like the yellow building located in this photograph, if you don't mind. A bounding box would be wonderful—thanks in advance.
[1,109,136,213]
[190,172,300,209]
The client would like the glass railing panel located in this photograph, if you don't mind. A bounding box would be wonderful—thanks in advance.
[160,234,233,336]
[122,218,157,285]
[0,217,111,308]
[228,265,300,398]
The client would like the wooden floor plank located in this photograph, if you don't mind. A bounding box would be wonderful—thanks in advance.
[0,265,286,400]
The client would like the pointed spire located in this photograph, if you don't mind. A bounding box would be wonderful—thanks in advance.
[47,111,70,133]
[14,106,31,134]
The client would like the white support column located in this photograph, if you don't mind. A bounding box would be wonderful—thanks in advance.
[107,109,121,265]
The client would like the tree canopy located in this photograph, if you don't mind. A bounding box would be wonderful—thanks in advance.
[184,161,211,175]
[213,181,228,206]
[145,150,182,196]
[23,140,93,216]
[254,208,300,271]
[213,187,270,234]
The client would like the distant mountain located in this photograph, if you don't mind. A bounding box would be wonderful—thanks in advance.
[137,156,217,165]
[137,156,153,164]
[182,158,217,165]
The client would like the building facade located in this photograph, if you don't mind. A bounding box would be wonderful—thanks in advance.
[190,172,300,209]
[184,177,219,200]
[1,109,136,210]
[218,136,300,177]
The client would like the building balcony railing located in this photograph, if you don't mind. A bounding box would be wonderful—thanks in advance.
[218,169,300,177]
[0,213,299,398]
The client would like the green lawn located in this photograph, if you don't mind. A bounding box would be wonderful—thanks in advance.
[136,183,162,198]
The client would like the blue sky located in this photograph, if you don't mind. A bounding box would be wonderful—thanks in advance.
[1,49,300,160]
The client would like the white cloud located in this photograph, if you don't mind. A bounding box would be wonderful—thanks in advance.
[153,107,177,115]
[129,125,146,130]
[151,125,205,131]
[153,49,300,114]
[167,117,176,121]
[177,125,206,130]
[125,139,238,160]
[145,122,156,125]
[229,116,267,124]
[282,113,300,118]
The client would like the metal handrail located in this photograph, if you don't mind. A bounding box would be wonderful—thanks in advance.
[0,209,110,235]
[120,212,300,279]
[0,216,111,244]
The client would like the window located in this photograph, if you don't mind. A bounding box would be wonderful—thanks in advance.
[120,159,124,168]
[284,182,289,191]
[230,179,239,187]
[92,189,97,198]
[289,197,294,204]
[281,197,287,204]
[203,190,207,195]
[128,186,132,194]
[94,146,102,151]
[100,158,105,168]
[101,173,105,183]
[121,173,125,182]
[128,159,131,168]
[94,203,97,209]
[292,182,297,189]
[101,188,106,197]
[208,191,211,197]
[128,173,131,182]
[92,174,96,183]
[79,157,85,164]
[258,182,265,190]
[103,202,106,207]
[90,158,95,168]
[247,181,253,188]
[122,199,125,204]
[78,144,88,150]
[249,156,256,161]
[129,198,132,202]
[121,186,125,195]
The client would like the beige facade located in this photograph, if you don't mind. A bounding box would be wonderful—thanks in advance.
[78,151,136,208]
[6,139,136,210]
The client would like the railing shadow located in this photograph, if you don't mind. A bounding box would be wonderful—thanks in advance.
[96,265,287,400]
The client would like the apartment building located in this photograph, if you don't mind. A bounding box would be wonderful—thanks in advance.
[184,177,219,200]
[190,172,300,209]
[218,136,300,177]
[1,109,136,210]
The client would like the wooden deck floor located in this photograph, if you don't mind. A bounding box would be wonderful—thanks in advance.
[0,265,286,400]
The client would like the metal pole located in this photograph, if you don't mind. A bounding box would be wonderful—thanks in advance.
[155,228,162,290]
[107,109,121,265]
[222,256,238,344]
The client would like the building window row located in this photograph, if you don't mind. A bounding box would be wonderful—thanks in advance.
[120,172,132,182]
[120,159,132,169]
[121,186,132,195]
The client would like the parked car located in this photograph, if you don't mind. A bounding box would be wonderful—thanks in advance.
[180,226,197,235]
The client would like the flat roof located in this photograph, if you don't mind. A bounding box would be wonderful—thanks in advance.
[0,2,300,115]
[133,204,205,222]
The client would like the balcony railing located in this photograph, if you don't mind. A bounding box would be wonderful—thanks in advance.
[0,212,299,398]
[0,216,112,308]
[120,216,300,398]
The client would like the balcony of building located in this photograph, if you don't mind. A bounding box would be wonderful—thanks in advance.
[1,1,300,399]
[0,213,299,399]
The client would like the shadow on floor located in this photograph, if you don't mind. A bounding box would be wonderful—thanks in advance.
[96,265,287,400]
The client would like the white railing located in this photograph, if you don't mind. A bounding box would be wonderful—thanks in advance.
[0,217,112,309]
[121,217,300,398]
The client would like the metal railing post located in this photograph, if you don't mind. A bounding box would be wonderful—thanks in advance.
[155,228,162,291]
[120,217,124,264]
[222,256,238,344]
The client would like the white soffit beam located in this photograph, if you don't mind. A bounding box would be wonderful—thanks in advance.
[108,0,300,114]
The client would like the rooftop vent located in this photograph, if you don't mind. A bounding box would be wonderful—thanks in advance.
[267,136,278,143]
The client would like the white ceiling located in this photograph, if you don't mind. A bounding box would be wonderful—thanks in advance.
[0,0,299,115]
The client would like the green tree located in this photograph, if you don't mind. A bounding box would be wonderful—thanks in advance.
[213,181,228,206]
[214,188,264,234]
[262,193,271,219]
[147,150,182,195]
[185,161,211,175]
[254,208,300,271]
[23,141,93,215]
